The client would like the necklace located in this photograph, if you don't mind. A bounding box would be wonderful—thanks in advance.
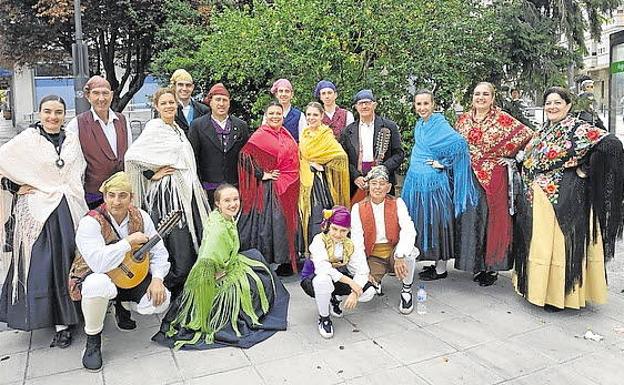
[39,126,66,169]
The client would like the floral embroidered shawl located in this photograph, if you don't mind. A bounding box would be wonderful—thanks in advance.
[522,115,608,204]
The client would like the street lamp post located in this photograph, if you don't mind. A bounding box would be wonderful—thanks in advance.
[72,0,90,114]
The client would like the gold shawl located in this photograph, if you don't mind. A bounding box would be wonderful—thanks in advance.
[299,125,350,249]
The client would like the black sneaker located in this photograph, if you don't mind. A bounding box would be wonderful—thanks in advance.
[82,333,103,372]
[114,301,136,331]
[478,271,498,287]
[399,291,413,315]
[318,316,333,339]
[330,295,343,318]
[50,328,72,349]
[419,268,448,281]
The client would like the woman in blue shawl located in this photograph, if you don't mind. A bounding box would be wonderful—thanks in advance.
[402,90,481,280]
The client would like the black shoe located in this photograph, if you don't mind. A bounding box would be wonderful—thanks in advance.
[419,268,448,281]
[275,263,294,277]
[82,333,103,372]
[318,316,333,339]
[114,301,136,331]
[477,271,498,287]
[330,295,343,318]
[473,271,486,282]
[50,328,72,349]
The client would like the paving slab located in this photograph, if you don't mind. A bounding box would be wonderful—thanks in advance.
[0,351,27,385]
[409,352,505,385]
[0,330,30,356]
[373,326,457,366]
[254,351,341,385]
[174,346,251,380]
[319,339,402,381]
[102,351,181,385]
[27,340,85,378]
[24,368,102,385]
[567,350,624,385]
[188,366,266,385]
[424,316,504,350]
[465,339,557,380]
[345,365,430,385]
[500,366,598,385]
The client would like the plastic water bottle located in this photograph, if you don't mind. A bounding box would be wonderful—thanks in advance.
[416,284,427,315]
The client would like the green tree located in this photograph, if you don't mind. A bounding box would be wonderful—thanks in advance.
[0,0,168,110]
[153,0,503,138]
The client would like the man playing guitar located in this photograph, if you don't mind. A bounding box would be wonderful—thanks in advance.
[74,172,171,371]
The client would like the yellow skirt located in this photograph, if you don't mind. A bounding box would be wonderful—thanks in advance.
[513,184,608,309]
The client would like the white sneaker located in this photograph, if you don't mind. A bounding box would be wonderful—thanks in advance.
[318,316,334,339]
[399,291,414,315]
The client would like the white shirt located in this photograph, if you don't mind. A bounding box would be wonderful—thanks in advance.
[211,115,230,130]
[359,119,375,162]
[66,108,132,156]
[181,102,192,123]
[325,107,355,127]
[75,209,170,280]
[351,197,417,259]
[309,233,370,287]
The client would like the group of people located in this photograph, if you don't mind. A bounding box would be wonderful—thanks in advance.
[0,69,622,372]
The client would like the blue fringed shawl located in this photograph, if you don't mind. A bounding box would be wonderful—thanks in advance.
[402,113,479,250]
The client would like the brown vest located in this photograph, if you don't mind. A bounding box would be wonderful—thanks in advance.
[68,204,144,301]
[358,196,400,257]
[77,111,128,194]
[87,204,144,244]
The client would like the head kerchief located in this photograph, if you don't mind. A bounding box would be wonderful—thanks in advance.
[314,80,337,98]
[206,83,230,101]
[353,89,376,104]
[170,69,193,85]
[365,165,389,182]
[271,78,293,94]
[322,206,351,229]
[84,76,111,92]
[99,171,133,194]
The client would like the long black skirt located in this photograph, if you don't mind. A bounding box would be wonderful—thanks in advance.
[298,170,334,254]
[147,186,204,299]
[453,178,489,273]
[0,197,80,331]
[152,249,290,349]
[238,182,291,265]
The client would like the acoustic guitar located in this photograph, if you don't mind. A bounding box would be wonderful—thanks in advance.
[107,210,183,289]
[350,127,392,206]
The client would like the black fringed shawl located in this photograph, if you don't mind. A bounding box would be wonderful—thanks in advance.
[515,116,624,296]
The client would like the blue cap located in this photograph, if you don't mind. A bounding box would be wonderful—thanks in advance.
[353,89,376,104]
[314,80,337,98]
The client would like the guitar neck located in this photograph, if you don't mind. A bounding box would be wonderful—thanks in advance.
[133,235,162,261]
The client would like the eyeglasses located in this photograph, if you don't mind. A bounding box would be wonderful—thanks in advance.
[356,100,374,106]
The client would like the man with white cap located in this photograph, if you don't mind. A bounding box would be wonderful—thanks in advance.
[170,69,209,135]
[66,75,132,209]
[350,165,418,314]
[75,171,170,371]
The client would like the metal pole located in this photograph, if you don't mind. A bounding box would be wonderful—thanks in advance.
[72,0,90,113]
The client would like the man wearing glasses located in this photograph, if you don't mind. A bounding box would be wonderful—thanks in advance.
[340,89,404,200]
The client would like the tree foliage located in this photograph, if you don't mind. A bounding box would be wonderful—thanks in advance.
[0,0,167,110]
[154,0,503,138]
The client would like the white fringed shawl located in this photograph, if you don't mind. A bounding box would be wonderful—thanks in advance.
[0,126,87,301]
[124,119,209,251]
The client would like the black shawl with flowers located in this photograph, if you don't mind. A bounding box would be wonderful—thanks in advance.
[515,115,624,294]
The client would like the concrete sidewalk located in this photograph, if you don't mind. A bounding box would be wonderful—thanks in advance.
[1,243,623,385]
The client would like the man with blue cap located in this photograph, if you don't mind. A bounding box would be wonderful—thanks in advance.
[340,89,404,201]
[314,80,354,138]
